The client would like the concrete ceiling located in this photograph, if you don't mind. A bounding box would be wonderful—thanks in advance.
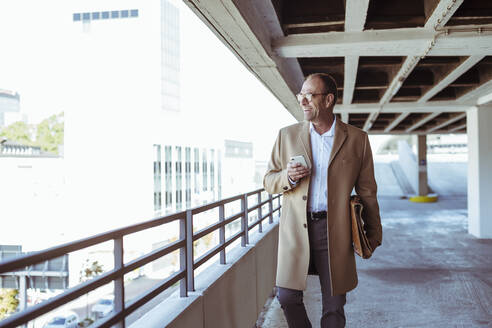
[184,0,492,134]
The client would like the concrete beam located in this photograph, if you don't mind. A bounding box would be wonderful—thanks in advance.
[448,123,467,132]
[384,113,410,132]
[458,79,492,103]
[344,0,370,32]
[274,29,491,58]
[343,1,369,106]
[406,112,442,132]
[426,112,467,133]
[341,112,349,123]
[418,56,485,103]
[424,0,464,30]
[333,102,471,114]
[356,0,464,130]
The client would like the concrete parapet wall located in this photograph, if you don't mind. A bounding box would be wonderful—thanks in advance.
[129,220,279,328]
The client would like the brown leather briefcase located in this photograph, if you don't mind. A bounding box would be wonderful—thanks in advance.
[350,195,373,259]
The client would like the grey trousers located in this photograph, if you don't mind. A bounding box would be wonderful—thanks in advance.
[277,218,347,328]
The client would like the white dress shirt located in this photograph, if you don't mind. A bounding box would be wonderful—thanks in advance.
[308,117,336,212]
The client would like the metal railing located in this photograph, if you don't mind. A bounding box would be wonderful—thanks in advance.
[0,188,281,328]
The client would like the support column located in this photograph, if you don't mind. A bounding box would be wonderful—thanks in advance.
[467,106,492,238]
[417,135,429,196]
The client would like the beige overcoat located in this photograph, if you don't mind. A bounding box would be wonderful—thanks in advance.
[263,119,382,296]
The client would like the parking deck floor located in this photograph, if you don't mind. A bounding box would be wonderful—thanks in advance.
[258,196,492,328]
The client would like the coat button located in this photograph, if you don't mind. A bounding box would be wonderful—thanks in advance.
[302,195,307,201]
[283,186,288,190]
[303,223,307,228]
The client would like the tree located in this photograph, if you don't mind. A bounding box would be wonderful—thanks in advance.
[79,260,104,319]
[36,112,64,155]
[0,289,19,320]
[0,121,33,146]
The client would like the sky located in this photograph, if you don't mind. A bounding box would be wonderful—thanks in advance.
[0,0,300,162]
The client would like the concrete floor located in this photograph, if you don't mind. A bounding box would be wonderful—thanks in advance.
[257,196,492,328]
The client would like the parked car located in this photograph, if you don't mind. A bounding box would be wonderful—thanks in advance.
[42,312,79,328]
[91,296,114,319]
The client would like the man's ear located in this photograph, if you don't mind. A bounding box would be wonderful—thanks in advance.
[325,93,335,107]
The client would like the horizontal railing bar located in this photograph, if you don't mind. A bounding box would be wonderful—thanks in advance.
[247,198,269,213]
[193,243,223,269]
[0,267,121,328]
[0,271,68,277]
[246,188,264,197]
[248,218,262,231]
[193,230,243,270]
[0,212,185,274]
[247,212,272,231]
[193,221,223,241]
[273,206,281,213]
[124,239,185,274]
[94,269,185,328]
[191,202,219,215]
[191,193,244,215]
[224,212,243,224]
[194,209,245,241]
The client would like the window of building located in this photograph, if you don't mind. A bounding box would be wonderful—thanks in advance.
[202,149,208,191]
[210,149,215,193]
[102,11,110,19]
[130,9,139,17]
[73,13,81,21]
[194,148,199,194]
[111,11,119,19]
[165,146,172,208]
[153,144,162,211]
[121,10,129,18]
[185,147,191,207]
[175,146,182,210]
[82,12,90,21]
[92,12,100,20]
[218,150,222,199]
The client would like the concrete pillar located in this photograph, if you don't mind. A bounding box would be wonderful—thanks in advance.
[467,106,492,238]
[417,135,428,196]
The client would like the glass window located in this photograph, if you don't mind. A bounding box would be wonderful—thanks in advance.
[92,12,100,20]
[82,12,90,21]
[111,11,119,19]
[102,11,110,19]
[202,149,208,191]
[121,10,129,18]
[130,9,139,17]
[73,13,81,21]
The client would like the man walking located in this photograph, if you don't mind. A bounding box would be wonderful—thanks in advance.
[263,73,382,327]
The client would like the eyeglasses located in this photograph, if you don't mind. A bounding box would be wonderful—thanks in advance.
[296,92,328,102]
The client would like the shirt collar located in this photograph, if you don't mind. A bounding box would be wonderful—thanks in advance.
[309,115,336,137]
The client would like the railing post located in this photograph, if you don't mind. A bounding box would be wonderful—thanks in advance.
[268,194,273,224]
[241,194,249,246]
[186,209,195,291]
[257,192,263,233]
[278,196,281,215]
[179,217,187,297]
[114,237,125,328]
[219,204,226,264]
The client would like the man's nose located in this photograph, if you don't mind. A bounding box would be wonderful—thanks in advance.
[301,96,309,106]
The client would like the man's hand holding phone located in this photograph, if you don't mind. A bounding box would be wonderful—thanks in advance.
[288,155,310,183]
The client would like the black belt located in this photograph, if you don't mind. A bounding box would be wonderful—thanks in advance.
[307,211,327,221]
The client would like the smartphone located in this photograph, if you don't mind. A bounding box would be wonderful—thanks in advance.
[289,155,308,168]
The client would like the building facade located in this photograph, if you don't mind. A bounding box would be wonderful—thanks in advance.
[0,89,20,127]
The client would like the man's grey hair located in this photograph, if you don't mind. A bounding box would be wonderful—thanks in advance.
[306,73,338,105]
